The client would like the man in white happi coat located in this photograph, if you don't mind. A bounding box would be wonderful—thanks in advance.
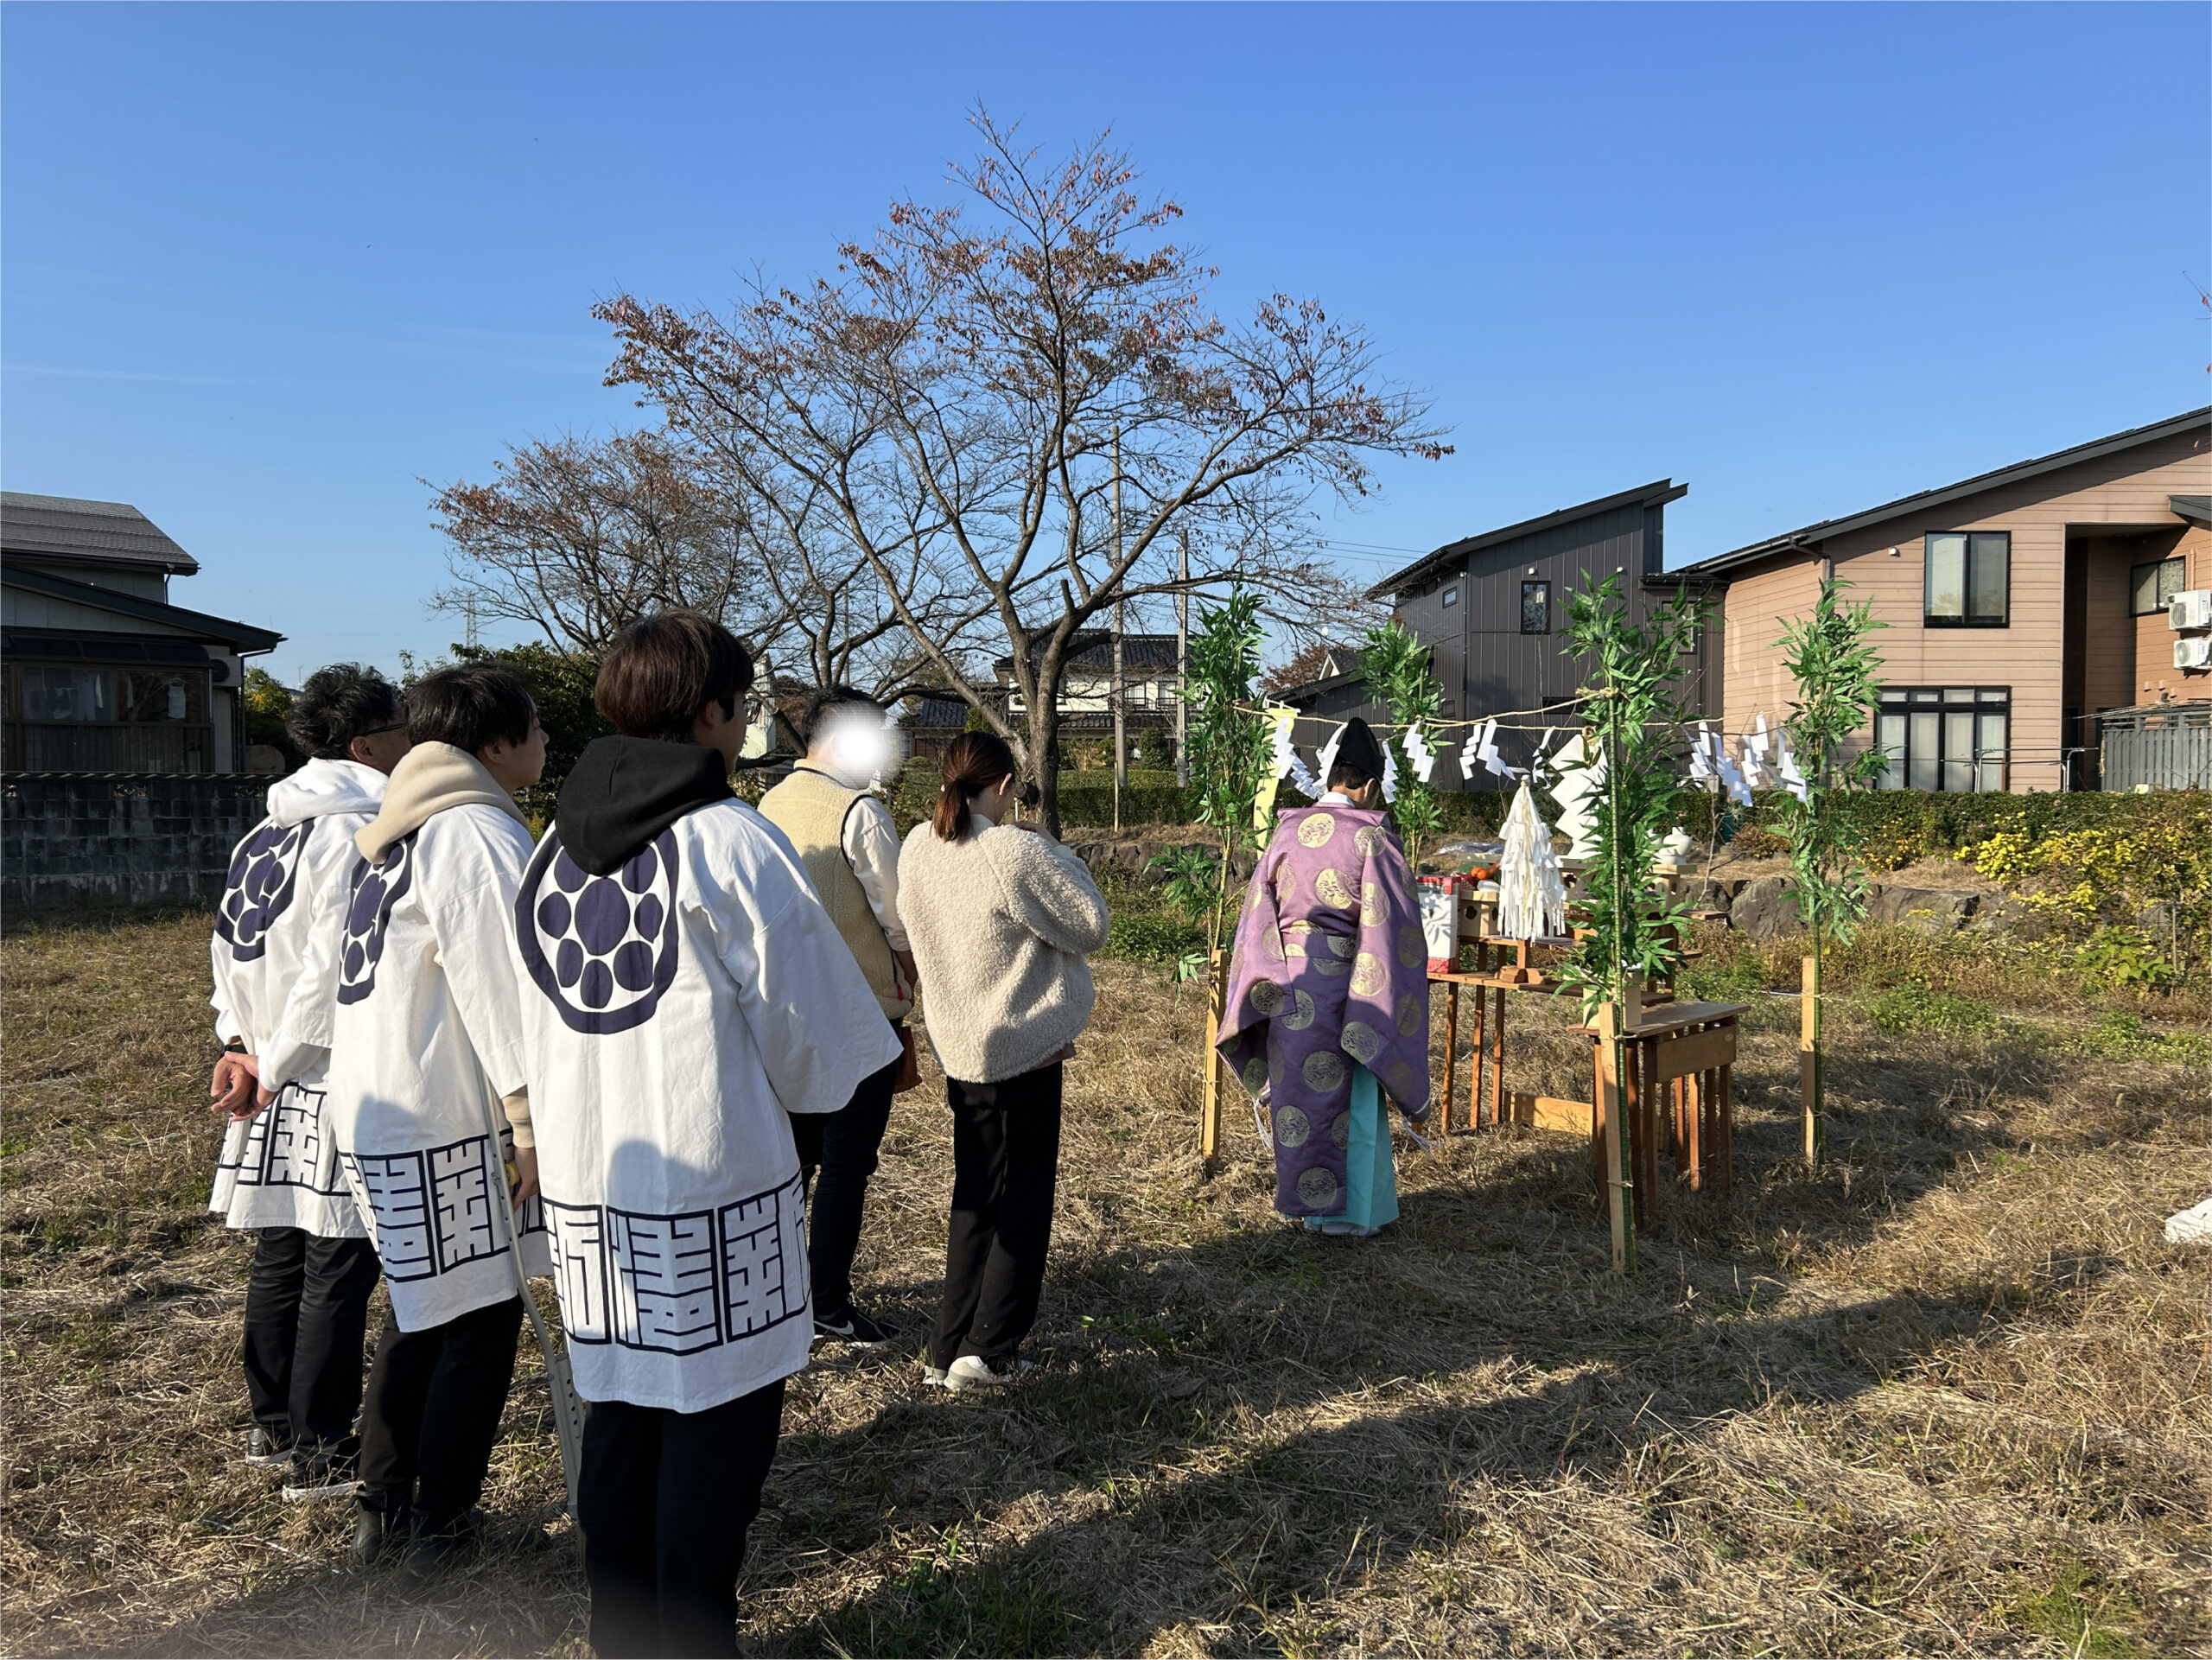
[207,665,410,1500]
[261,662,549,1581]
[512,611,899,1658]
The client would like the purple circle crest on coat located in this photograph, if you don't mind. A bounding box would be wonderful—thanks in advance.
[335,835,416,1005]
[214,818,311,962]
[514,830,682,1034]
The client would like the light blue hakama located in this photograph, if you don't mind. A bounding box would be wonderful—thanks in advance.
[1300,1064,1399,1232]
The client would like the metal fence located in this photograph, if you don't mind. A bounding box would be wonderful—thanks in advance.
[2098,705,2212,792]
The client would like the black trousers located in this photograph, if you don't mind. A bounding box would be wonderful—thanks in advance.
[928,1061,1063,1371]
[579,1378,787,1659]
[357,1295,524,1522]
[789,1035,901,1317]
[241,1226,381,1451]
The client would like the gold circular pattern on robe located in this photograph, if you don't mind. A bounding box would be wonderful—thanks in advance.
[1395,923,1426,969]
[1362,881,1380,913]
[1262,927,1287,962]
[1313,954,1351,977]
[1330,1111,1351,1149]
[1351,951,1386,995]
[1302,1048,1346,1092]
[1325,931,1357,958]
[1283,989,1317,1030]
[1273,868,1297,906]
[1296,1165,1340,1211]
[1395,991,1424,1037]
[1386,1059,1421,1102]
[1249,980,1287,1017]
[1314,867,1355,909]
[1354,824,1388,858]
[1273,1103,1312,1148]
[1242,1056,1269,1093]
[1341,1020,1382,1065]
[1297,812,1337,849]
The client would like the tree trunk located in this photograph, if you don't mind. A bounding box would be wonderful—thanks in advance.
[1031,699,1065,841]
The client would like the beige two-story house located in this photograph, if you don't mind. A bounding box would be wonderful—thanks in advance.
[1679,408,2211,792]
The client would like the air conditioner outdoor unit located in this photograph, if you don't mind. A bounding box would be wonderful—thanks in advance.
[2176,636,2212,671]
[2168,589,2212,631]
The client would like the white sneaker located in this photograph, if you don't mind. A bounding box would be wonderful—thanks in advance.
[922,1364,951,1389]
[944,1354,1033,1390]
[1318,1219,1380,1237]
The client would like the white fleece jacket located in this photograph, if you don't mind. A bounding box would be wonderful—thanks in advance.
[897,820,1109,1083]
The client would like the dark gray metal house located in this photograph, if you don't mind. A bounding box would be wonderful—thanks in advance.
[1363,480,1711,787]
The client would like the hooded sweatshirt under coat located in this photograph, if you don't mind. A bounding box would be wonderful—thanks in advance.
[512,736,900,1412]
[207,757,388,1237]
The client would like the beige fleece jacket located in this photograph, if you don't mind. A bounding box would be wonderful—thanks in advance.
[355,741,528,862]
[897,820,1109,1084]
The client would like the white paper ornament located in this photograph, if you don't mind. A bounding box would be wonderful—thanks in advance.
[1497,780,1567,941]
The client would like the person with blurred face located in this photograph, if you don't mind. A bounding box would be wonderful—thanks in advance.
[510,611,898,1658]
[207,664,410,1502]
[258,663,550,1582]
[756,686,916,1349]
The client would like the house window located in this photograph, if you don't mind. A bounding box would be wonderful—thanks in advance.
[1874,686,2009,792]
[21,665,111,722]
[1924,531,2009,626]
[1440,585,1459,608]
[1521,580,1550,635]
[2131,557,2185,617]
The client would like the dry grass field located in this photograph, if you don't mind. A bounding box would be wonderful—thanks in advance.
[3,905,2209,1657]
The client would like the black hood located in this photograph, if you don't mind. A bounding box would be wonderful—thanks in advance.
[555,736,734,875]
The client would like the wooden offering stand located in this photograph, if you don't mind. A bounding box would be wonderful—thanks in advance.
[1429,932,1573,1135]
[1569,992,1747,1221]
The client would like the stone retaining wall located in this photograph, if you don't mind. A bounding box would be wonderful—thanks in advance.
[2,773,268,911]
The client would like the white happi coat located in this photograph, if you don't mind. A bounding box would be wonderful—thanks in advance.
[514,799,902,1413]
[264,802,550,1332]
[207,759,384,1238]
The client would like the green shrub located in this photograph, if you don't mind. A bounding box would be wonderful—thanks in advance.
[1866,983,1995,1034]
[1103,911,1205,962]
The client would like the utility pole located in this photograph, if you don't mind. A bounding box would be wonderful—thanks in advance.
[1175,526,1190,789]
[1112,426,1126,830]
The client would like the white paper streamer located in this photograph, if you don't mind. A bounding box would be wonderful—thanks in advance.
[1402,722,1438,785]
[1548,734,1605,860]
[1314,722,1346,790]
[1380,744,1399,804]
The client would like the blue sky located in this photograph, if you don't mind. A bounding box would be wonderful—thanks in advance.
[5,2,2206,683]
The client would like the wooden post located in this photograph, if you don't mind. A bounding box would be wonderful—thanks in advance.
[1200,948,1226,1167]
[1440,980,1460,1135]
[1598,1001,1637,1273]
[1800,951,1821,1166]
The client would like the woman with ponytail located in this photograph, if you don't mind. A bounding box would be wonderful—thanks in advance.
[896,732,1109,1390]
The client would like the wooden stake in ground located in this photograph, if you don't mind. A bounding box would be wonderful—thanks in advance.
[1599,995,1637,1274]
[1200,947,1227,1168]
[1801,951,1821,1165]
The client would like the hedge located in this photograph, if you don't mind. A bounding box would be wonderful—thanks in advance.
[1681,785,2211,868]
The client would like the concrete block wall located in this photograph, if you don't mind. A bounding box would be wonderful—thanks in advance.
[2,773,270,911]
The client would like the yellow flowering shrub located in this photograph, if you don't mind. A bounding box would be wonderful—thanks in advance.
[1972,820,2212,983]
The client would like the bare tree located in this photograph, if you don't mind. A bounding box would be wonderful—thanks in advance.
[429,429,766,653]
[594,112,1450,830]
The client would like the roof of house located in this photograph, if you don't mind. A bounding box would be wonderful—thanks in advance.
[1677,407,2212,581]
[1273,667,1364,708]
[994,633,1184,677]
[2173,494,2211,525]
[1364,480,1688,601]
[1,564,283,652]
[0,492,202,575]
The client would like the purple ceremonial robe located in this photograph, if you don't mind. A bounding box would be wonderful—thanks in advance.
[1216,801,1433,1218]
